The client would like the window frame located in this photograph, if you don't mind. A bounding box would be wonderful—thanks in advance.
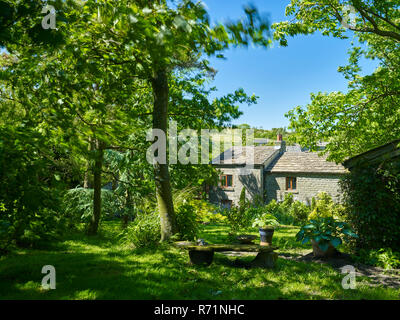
[286,177,297,191]
[220,174,233,188]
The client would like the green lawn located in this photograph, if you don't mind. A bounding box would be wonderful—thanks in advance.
[0,222,399,300]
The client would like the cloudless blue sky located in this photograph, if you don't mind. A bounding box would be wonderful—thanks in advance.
[203,0,378,130]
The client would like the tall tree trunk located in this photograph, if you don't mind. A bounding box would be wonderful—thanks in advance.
[151,70,177,241]
[87,139,104,236]
[83,170,90,188]
[83,138,94,188]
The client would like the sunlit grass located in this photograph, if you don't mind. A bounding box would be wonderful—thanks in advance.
[0,222,399,300]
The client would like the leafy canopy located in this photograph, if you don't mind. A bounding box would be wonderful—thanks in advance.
[273,0,400,162]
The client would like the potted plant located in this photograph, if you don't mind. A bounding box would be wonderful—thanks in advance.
[296,217,358,258]
[252,214,280,245]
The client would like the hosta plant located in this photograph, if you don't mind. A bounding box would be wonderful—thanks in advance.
[296,217,358,252]
[252,214,280,229]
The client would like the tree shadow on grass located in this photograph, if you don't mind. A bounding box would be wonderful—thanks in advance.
[1,243,399,300]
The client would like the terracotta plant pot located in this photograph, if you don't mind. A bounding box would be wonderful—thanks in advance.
[259,228,274,246]
[311,239,338,258]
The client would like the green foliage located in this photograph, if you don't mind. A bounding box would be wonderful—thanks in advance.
[224,206,253,234]
[340,161,400,250]
[125,188,204,246]
[252,214,280,229]
[125,211,161,249]
[354,248,400,270]
[308,192,336,220]
[260,199,291,225]
[239,187,247,211]
[175,203,199,241]
[275,0,400,163]
[0,125,67,250]
[251,194,265,208]
[2,222,400,300]
[249,126,293,141]
[281,193,294,210]
[288,201,310,224]
[296,217,358,252]
[62,188,119,225]
[0,0,75,49]
[263,197,310,226]
[2,0,273,240]
[265,199,281,214]
[311,197,317,211]
[190,200,227,224]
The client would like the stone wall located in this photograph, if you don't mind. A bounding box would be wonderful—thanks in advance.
[264,173,345,204]
[209,167,264,206]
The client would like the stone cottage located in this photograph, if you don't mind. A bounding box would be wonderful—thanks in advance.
[264,151,347,204]
[209,138,347,207]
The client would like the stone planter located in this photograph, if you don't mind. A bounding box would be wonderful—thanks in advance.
[259,228,274,246]
[311,239,338,258]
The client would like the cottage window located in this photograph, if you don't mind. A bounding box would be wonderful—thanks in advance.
[220,175,233,188]
[286,177,297,190]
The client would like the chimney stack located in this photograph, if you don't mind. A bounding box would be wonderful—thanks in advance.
[276,134,285,153]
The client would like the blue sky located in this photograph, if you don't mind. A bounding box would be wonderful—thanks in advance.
[203,0,378,130]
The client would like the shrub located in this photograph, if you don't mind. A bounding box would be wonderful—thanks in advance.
[288,201,310,224]
[172,187,227,225]
[308,192,336,220]
[190,200,226,224]
[125,211,160,248]
[252,194,265,207]
[265,199,280,214]
[0,127,65,250]
[175,203,199,241]
[264,199,307,226]
[239,187,247,209]
[0,198,64,250]
[62,188,120,226]
[373,248,400,270]
[225,206,253,234]
[311,197,317,210]
[354,248,400,270]
[245,206,265,220]
[340,161,400,250]
[265,199,295,225]
[281,193,294,211]
[0,203,10,253]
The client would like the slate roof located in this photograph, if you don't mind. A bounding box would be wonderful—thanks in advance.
[254,138,270,145]
[286,145,302,152]
[211,146,279,166]
[266,151,347,174]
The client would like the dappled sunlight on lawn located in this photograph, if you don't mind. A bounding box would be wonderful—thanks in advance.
[0,222,399,300]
